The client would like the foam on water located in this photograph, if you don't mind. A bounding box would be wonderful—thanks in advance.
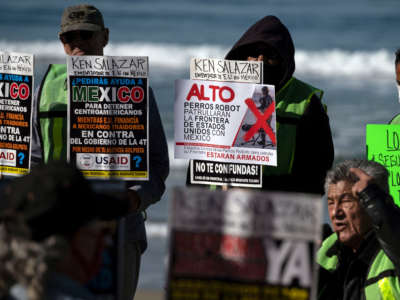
[0,40,394,80]
[146,221,169,238]
[296,48,393,80]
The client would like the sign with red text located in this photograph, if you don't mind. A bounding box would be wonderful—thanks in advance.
[167,188,322,300]
[67,56,148,180]
[175,79,277,165]
[189,58,264,187]
[0,51,33,176]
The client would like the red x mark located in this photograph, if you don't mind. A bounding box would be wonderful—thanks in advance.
[243,98,276,146]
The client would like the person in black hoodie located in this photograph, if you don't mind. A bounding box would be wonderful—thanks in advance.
[225,15,334,194]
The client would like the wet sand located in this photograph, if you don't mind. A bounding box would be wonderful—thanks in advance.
[135,289,164,300]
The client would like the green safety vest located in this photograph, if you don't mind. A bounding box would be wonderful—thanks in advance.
[263,77,324,176]
[206,77,323,191]
[38,64,68,163]
[317,233,400,300]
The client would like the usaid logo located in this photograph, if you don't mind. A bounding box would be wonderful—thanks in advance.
[0,149,16,167]
[94,154,130,170]
[77,154,95,170]
[76,154,131,171]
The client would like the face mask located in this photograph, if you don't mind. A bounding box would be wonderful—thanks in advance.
[263,64,284,88]
[397,84,400,103]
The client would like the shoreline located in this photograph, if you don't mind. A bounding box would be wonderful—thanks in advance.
[135,289,164,300]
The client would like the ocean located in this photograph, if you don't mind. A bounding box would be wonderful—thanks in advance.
[1,0,400,290]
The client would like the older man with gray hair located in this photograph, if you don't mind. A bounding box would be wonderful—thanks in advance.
[317,159,400,300]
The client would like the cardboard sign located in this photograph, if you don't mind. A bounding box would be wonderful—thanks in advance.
[67,56,149,180]
[167,188,322,300]
[366,124,400,206]
[175,79,277,165]
[0,51,33,176]
[189,58,263,188]
[190,58,263,83]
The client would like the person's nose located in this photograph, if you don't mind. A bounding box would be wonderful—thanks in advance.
[332,203,345,220]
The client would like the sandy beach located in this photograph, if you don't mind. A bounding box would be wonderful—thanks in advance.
[135,289,164,300]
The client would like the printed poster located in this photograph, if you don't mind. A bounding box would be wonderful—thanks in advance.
[67,56,149,180]
[0,51,33,176]
[190,160,262,187]
[175,79,277,166]
[366,124,400,206]
[189,58,264,187]
[167,187,322,300]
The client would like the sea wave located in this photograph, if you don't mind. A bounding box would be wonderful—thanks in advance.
[295,48,393,79]
[0,40,394,79]
[146,221,168,238]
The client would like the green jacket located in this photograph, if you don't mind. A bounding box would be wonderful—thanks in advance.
[317,233,400,300]
[263,76,323,176]
[260,77,333,194]
[37,64,68,163]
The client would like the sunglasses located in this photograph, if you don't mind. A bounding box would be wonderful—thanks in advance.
[60,30,97,44]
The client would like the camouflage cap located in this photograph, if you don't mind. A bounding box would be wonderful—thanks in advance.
[0,161,129,241]
[60,4,105,35]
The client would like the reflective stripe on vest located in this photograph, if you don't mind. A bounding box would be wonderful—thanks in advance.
[318,233,400,300]
[379,278,395,299]
[38,64,68,163]
[262,77,323,176]
[364,250,400,300]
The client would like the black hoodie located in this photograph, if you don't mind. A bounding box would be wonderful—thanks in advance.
[225,15,295,91]
[225,16,334,194]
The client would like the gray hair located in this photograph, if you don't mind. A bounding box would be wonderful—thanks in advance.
[0,216,68,300]
[324,159,389,194]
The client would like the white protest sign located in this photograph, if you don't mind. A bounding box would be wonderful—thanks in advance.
[167,187,322,300]
[189,57,265,187]
[190,58,263,83]
[175,79,277,166]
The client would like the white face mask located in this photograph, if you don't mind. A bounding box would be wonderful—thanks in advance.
[397,85,400,103]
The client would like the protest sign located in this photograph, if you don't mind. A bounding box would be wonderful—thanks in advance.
[167,187,322,300]
[190,57,263,83]
[175,79,277,166]
[190,160,262,187]
[189,58,264,187]
[366,124,400,206]
[0,51,33,176]
[67,56,148,180]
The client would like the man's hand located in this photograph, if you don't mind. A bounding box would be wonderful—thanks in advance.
[349,167,374,196]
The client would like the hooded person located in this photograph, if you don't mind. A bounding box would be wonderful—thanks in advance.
[225,15,334,194]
